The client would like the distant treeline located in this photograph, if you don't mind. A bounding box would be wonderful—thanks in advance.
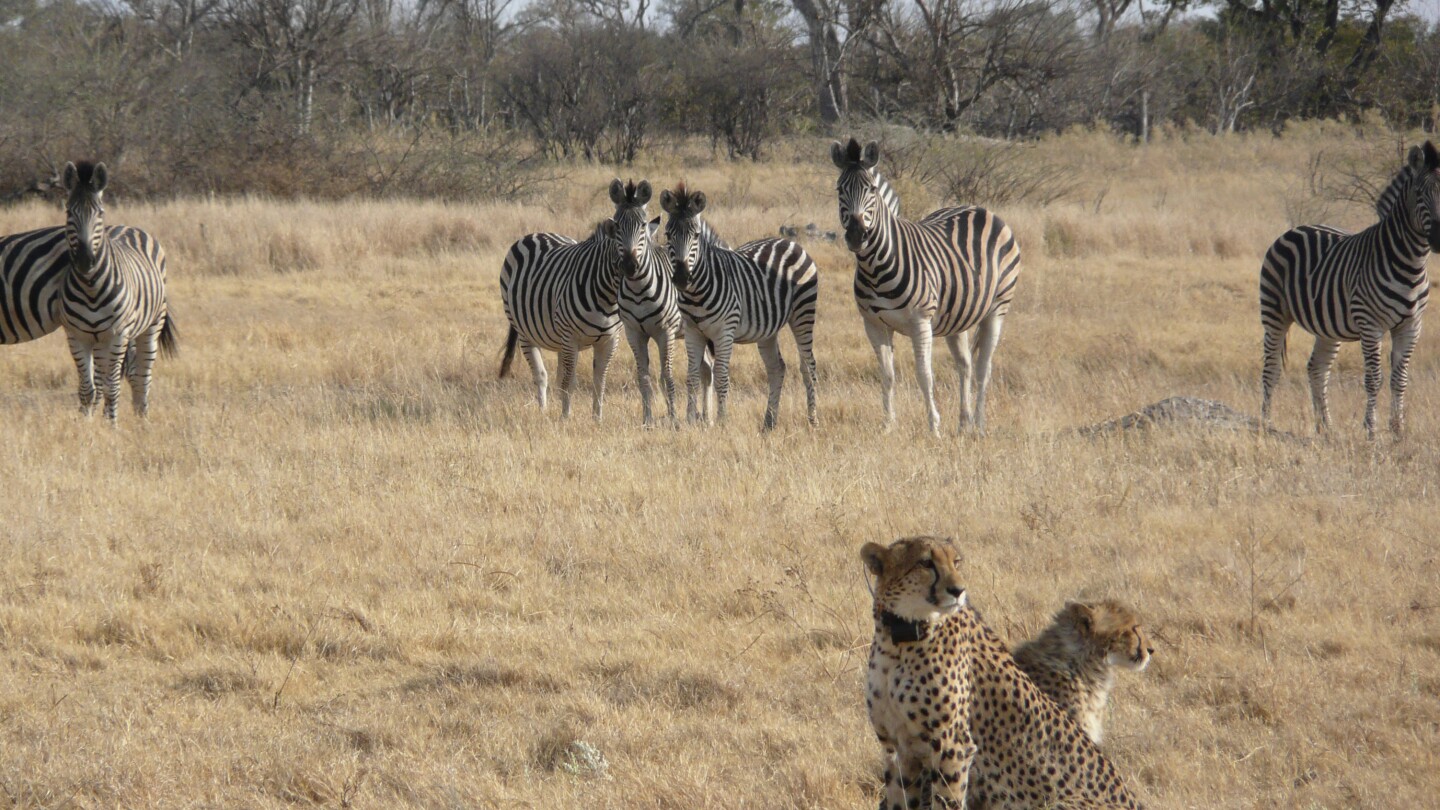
[1,0,1436,199]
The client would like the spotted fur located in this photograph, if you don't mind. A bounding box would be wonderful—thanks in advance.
[1012,601,1154,745]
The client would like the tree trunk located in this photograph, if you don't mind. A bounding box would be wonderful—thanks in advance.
[791,0,846,124]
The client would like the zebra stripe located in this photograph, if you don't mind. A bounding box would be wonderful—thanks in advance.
[60,161,176,422]
[660,183,818,430]
[499,203,635,419]
[831,138,1022,434]
[1260,143,1436,438]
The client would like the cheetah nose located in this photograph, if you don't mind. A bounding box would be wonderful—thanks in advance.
[946,586,965,599]
[1146,647,1155,656]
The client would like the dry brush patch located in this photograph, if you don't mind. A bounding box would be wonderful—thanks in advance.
[1,130,1438,808]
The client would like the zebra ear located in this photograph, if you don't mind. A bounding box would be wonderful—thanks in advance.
[1409,145,1425,173]
[861,142,881,169]
[608,178,626,205]
[92,163,108,193]
[647,216,660,239]
[598,219,617,241]
[1424,142,1440,172]
[63,162,79,192]
[659,189,677,215]
[830,141,847,169]
[692,191,707,213]
[635,180,652,205]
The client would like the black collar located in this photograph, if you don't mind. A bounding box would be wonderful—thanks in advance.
[880,610,929,644]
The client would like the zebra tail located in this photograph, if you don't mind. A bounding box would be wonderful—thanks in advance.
[159,313,179,358]
[499,324,519,378]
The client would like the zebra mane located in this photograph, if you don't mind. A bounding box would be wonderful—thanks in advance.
[840,138,864,165]
[72,161,101,186]
[667,182,703,216]
[1375,166,1412,220]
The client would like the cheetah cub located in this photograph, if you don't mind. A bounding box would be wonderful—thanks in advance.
[1013,601,1154,745]
[862,537,1144,810]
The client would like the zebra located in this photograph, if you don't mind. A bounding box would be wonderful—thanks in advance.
[1260,142,1437,439]
[659,182,818,430]
[831,138,1022,435]
[59,161,177,421]
[0,227,69,345]
[500,193,651,419]
[609,178,713,426]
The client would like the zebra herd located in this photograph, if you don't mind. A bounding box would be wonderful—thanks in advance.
[0,141,1433,438]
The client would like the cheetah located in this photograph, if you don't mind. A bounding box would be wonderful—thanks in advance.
[1012,601,1154,745]
[861,536,1143,810]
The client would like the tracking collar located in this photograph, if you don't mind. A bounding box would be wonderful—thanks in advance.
[880,610,929,644]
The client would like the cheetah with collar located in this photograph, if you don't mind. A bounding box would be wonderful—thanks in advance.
[861,536,1144,809]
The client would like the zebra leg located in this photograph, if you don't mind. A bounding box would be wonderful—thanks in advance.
[625,327,655,427]
[757,336,786,431]
[910,320,941,436]
[971,313,1005,434]
[700,342,715,423]
[790,319,818,427]
[863,319,897,431]
[96,339,127,423]
[657,329,678,425]
[1361,333,1383,441]
[557,347,579,419]
[1389,317,1422,437]
[1261,321,1291,426]
[945,332,974,431]
[522,344,548,411]
[684,326,707,424]
[1306,337,1342,435]
[592,331,618,421]
[67,334,98,416]
[128,324,163,418]
[712,336,736,425]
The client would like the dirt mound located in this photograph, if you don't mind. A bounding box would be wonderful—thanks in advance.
[1077,396,1302,441]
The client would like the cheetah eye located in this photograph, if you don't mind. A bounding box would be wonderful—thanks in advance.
[919,559,935,570]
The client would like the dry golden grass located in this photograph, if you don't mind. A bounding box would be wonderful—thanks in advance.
[2,126,1438,809]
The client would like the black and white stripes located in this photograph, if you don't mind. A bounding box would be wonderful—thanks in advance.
[59,161,176,422]
[832,138,1022,435]
[660,183,819,430]
[1260,142,1437,438]
[499,206,629,419]
[0,226,69,345]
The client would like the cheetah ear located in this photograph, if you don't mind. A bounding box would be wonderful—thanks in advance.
[860,542,887,578]
[609,178,626,205]
[1065,601,1095,634]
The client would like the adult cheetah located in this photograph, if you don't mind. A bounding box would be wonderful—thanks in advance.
[1013,601,1154,745]
[861,537,1144,810]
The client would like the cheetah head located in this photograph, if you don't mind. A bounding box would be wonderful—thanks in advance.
[1062,600,1154,672]
[859,536,966,623]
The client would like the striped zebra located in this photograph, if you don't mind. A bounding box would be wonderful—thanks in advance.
[659,183,818,430]
[610,178,712,426]
[60,161,177,421]
[500,196,646,419]
[831,138,1022,434]
[0,227,69,345]
[1260,142,1437,439]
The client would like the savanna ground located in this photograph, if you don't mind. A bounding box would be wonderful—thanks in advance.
[1,125,1438,809]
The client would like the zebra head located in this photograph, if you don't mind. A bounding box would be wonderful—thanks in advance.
[63,161,108,274]
[660,182,707,290]
[831,138,883,251]
[609,178,659,279]
[1404,142,1440,253]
